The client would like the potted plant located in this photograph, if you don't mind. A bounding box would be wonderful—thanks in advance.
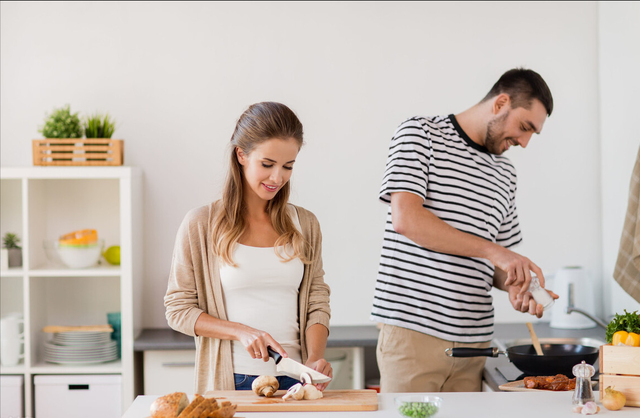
[2,232,22,268]
[32,105,124,166]
[38,104,83,139]
[83,112,116,139]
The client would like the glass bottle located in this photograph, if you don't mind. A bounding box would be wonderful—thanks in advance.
[572,361,595,405]
[529,275,554,311]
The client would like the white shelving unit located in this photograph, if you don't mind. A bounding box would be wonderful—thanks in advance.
[0,167,142,417]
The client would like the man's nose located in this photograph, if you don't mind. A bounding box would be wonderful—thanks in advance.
[517,134,532,149]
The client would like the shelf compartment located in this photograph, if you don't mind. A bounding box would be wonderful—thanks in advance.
[29,276,121,368]
[1,276,24,318]
[28,178,121,270]
[0,178,23,247]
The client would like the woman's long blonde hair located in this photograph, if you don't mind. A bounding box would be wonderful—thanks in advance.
[212,102,312,266]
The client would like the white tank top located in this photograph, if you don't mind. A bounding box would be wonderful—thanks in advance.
[219,208,304,376]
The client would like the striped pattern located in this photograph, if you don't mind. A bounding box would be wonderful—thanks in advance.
[371,115,523,343]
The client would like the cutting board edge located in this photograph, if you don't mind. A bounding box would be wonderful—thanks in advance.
[236,404,378,412]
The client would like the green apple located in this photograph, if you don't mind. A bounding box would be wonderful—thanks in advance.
[103,245,121,265]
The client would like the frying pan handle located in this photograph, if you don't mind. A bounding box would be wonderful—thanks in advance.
[445,347,502,358]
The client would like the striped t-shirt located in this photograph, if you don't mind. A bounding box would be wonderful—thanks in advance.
[371,114,523,343]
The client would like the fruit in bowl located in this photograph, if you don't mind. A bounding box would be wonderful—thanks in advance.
[43,239,104,269]
[395,396,442,418]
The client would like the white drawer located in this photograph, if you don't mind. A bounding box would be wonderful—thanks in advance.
[34,375,121,418]
[1,375,24,418]
[144,350,195,395]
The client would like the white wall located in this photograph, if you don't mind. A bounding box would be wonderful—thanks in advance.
[599,2,640,317]
[1,2,636,328]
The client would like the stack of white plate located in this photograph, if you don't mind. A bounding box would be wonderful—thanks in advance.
[44,332,118,365]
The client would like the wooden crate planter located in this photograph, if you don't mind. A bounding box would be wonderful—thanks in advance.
[32,139,124,166]
[599,344,640,407]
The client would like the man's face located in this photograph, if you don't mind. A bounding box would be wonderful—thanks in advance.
[485,98,548,155]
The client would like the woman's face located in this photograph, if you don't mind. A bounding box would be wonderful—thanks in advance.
[236,137,300,202]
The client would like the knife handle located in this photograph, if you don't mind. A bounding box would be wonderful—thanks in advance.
[267,346,282,364]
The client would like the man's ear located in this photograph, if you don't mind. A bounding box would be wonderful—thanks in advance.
[492,94,511,115]
[235,147,246,165]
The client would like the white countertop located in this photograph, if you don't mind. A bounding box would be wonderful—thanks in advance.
[122,392,638,418]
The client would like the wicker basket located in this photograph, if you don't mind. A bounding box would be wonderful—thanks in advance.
[32,138,124,166]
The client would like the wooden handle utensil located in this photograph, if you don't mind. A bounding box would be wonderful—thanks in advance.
[526,322,544,356]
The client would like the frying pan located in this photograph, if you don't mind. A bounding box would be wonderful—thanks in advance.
[445,343,599,376]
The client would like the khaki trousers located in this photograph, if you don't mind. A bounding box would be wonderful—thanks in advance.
[376,323,491,393]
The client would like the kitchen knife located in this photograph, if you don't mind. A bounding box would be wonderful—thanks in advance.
[267,347,331,384]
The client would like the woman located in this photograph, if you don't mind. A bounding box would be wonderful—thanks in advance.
[164,102,332,394]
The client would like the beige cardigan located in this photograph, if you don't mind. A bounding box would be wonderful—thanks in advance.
[164,201,331,394]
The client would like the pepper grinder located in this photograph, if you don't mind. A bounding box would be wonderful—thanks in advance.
[572,361,595,405]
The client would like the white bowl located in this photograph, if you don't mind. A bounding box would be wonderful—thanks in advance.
[45,240,104,269]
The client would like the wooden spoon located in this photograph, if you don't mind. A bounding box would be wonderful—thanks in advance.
[526,322,544,356]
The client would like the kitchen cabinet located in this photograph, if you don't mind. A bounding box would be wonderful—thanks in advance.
[0,167,143,417]
[143,350,195,395]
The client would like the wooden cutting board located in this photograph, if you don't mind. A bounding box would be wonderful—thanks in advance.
[203,389,378,411]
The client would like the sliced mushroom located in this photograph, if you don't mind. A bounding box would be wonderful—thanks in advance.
[251,375,279,397]
[282,383,305,401]
[302,384,323,400]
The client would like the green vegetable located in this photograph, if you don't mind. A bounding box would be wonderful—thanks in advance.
[398,402,439,418]
[606,310,640,343]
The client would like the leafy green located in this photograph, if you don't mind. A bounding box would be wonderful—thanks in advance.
[39,105,83,138]
[84,112,116,138]
[2,232,21,250]
[605,309,640,343]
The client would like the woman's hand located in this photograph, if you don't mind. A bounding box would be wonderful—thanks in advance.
[305,358,333,391]
[237,325,287,362]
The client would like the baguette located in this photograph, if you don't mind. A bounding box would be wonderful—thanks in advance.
[150,392,189,418]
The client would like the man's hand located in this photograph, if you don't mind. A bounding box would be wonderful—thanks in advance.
[487,245,546,296]
[507,283,559,318]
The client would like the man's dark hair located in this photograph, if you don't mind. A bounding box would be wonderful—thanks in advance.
[482,68,553,116]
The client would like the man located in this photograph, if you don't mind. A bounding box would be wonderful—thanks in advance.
[371,68,559,392]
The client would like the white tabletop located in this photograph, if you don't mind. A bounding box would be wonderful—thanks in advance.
[123,392,638,418]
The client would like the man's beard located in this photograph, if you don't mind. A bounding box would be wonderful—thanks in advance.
[485,111,509,155]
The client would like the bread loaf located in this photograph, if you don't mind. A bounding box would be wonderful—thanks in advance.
[177,394,204,418]
[150,392,189,418]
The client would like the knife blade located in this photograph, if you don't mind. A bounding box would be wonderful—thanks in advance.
[267,347,331,384]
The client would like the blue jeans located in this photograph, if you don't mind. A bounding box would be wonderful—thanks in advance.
[234,374,301,391]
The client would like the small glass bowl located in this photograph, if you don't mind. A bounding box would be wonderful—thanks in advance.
[395,396,443,418]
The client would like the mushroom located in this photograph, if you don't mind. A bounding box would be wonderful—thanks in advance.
[252,375,279,397]
[302,384,323,400]
[282,383,305,401]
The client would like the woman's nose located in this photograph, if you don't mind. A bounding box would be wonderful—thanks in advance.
[270,168,283,184]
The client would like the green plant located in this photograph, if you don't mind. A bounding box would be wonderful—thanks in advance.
[39,105,83,138]
[2,233,21,250]
[84,113,116,138]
